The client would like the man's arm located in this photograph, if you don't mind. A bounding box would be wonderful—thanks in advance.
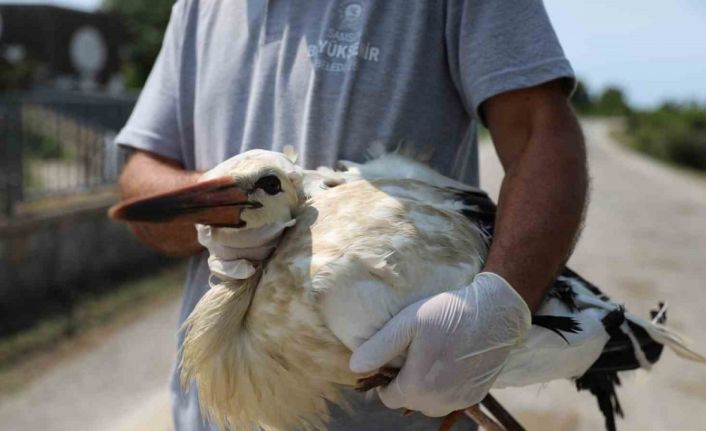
[118,150,204,257]
[349,79,587,415]
[482,79,588,311]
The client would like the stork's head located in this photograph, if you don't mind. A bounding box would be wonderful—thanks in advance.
[109,149,304,230]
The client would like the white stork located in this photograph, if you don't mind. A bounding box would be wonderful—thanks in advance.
[110,147,704,431]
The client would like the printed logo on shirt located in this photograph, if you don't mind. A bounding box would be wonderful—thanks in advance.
[307,1,380,73]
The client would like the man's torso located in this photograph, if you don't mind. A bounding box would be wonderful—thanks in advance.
[178,0,479,184]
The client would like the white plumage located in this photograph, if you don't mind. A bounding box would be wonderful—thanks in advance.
[110,147,705,431]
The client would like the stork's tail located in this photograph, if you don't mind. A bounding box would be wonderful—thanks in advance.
[574,304,659,431]
[626,304,706,364]
[553,270,706,431]
[574,296,706,367]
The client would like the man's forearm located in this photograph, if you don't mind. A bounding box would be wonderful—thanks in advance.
[483,86,588,311]
[118,150,204,257]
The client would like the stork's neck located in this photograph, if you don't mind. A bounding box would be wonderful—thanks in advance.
[180,273,260,382]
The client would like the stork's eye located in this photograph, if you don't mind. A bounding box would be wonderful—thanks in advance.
[254,175,282,195]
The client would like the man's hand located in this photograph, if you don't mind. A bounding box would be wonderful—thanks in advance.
[350,273,531,417]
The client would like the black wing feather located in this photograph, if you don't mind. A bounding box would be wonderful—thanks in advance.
[532,315,582,343]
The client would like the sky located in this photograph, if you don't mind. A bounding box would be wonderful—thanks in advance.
[2,0,705,108]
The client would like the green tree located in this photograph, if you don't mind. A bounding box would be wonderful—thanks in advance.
[595,87,631,116]
[571,80,594,114]
[103,0,175,88]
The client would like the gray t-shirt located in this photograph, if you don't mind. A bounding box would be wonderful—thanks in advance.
[116,1,574,429]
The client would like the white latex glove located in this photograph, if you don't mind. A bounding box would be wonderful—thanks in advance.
[197,220,296,280]
[349,272,532,417]
[196,149,302,280]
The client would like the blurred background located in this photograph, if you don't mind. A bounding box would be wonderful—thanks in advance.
[0,1,704,430]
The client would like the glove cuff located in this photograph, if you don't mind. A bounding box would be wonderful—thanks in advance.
[208,256,258,280]
[473,272,533,339]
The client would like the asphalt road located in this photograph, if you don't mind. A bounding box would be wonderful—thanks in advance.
[0,299,179,431]
[1,119,704,431]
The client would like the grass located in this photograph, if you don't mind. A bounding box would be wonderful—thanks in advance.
[0,263,186,395]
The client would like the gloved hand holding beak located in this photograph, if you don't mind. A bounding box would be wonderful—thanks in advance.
[196,149,302,280]
[197,221,296,280]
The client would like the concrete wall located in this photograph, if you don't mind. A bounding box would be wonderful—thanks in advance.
[0,197,171,331]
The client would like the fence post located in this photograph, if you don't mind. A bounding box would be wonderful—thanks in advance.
[14,106,24,210]
[1,103,24,218]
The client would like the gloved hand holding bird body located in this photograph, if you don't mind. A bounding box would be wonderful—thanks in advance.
[349,272,532,417]
[110,148,705,431]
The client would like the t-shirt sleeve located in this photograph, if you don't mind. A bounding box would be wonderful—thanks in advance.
[114,1,187,163]
[446,0,576,123]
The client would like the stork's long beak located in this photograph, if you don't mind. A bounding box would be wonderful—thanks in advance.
[108,176,260,227]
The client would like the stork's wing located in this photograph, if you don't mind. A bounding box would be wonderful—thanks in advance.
[417,184,695,431]
[439,186,498,228]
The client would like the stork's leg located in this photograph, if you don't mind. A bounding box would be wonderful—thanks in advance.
[437,404,511,431]
[481,394,525,431]
[355,369,524,431]
[464,405,504,431]
[436,410,464,431]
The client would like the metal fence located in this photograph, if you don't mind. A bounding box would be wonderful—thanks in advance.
[0,91,136,217]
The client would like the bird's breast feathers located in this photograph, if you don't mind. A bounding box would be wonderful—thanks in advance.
[255,179,489,357]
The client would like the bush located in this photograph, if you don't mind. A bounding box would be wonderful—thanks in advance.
[626,104,706,171]
[24,132,64,159]
[0,59,37,92]
[571,81,593,113]
[572,81,632,117]
[595,87,632,116]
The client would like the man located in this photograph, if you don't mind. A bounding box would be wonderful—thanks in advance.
[115,1,587,429]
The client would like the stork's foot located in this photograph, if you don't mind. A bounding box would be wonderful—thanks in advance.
[354,367,399,392]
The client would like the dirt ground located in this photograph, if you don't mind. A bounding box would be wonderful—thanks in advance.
[0,119,704,430]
